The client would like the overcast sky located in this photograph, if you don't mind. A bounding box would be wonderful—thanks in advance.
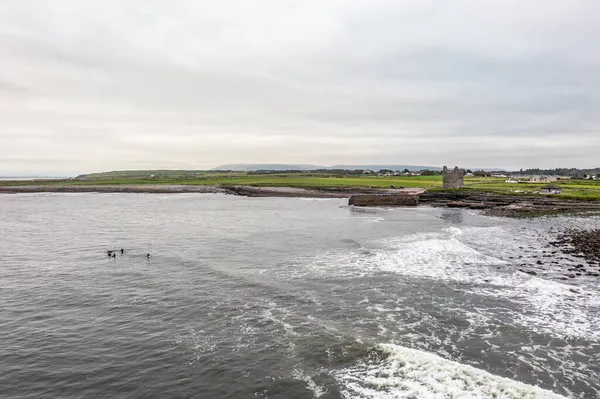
[1,1,599,175]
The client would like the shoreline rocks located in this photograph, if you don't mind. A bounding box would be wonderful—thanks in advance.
[2,185,600,218]
[420,191,600,217]
[550,229,600,264]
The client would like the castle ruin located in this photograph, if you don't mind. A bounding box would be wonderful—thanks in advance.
[443,166,465,189]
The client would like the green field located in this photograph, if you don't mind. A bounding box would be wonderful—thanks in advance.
[2,172,600,200]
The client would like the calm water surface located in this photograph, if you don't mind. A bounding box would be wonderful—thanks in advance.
[1,193,599,398]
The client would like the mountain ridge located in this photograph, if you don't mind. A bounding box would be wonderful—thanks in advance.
[213,163,443,171]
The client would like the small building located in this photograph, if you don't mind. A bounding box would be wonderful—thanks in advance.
[540,184,562,195]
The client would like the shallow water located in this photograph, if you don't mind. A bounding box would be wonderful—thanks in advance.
[0,193,599,398]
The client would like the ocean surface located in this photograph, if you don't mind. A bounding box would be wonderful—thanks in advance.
[0,177,66,180]
[1,193,599,398]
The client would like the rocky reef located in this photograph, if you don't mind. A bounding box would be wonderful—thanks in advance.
[551,229,600,265]
[420,191,600,217]
[348,193,420,206]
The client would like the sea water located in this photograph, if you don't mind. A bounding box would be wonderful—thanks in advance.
[0,193,598,398]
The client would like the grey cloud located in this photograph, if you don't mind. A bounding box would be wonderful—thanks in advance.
[1,0,600,175]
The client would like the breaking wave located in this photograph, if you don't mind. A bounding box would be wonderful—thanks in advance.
[333,343,566,399]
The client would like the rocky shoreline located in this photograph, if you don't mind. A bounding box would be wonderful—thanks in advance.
[2,184,600,218]
[550,229,600,266]
[0,184,381,197]
[420,191,600,217]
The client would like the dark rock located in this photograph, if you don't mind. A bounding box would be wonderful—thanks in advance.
[524,270,537,276]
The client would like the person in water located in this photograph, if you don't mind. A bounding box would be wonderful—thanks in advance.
[146,254,150,259]
[107,250,113,256]
[120,248,124,254]
[112,253,116,258]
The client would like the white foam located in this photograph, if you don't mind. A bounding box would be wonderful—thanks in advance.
[374,235,507,282]
[301,225,600,340]
[261,306,299,336]
[302,230,507,284]
[333,343,566,399]
[292,369,327,398]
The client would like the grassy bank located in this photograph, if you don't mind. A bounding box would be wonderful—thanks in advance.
[2,172,600,200]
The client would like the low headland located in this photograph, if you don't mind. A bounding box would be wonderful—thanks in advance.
[2,169,600,218]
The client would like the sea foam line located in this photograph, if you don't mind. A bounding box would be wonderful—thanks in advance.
[333,343,566,399]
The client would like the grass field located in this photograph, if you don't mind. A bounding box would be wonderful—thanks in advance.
[2,172,600,200]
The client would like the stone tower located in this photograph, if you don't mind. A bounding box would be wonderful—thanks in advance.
[442,166,465,189]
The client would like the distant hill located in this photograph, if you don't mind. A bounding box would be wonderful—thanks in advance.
[213,164,442,171]
[213,164,322,171]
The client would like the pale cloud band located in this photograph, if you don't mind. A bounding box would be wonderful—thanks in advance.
[1,0,599,175]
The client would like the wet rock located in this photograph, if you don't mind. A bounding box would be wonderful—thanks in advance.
[565,274,576,278]
[519,269,537,276]
[536,260,543,265]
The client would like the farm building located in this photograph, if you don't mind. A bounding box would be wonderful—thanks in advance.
[540,184,562,195]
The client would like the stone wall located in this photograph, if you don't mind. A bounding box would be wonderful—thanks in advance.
[349,193,420,207]
[442,166,465,189]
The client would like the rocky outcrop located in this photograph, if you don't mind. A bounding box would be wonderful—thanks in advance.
[420,191,600,217]
[349,193,420,206]
[550,229,600,264]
